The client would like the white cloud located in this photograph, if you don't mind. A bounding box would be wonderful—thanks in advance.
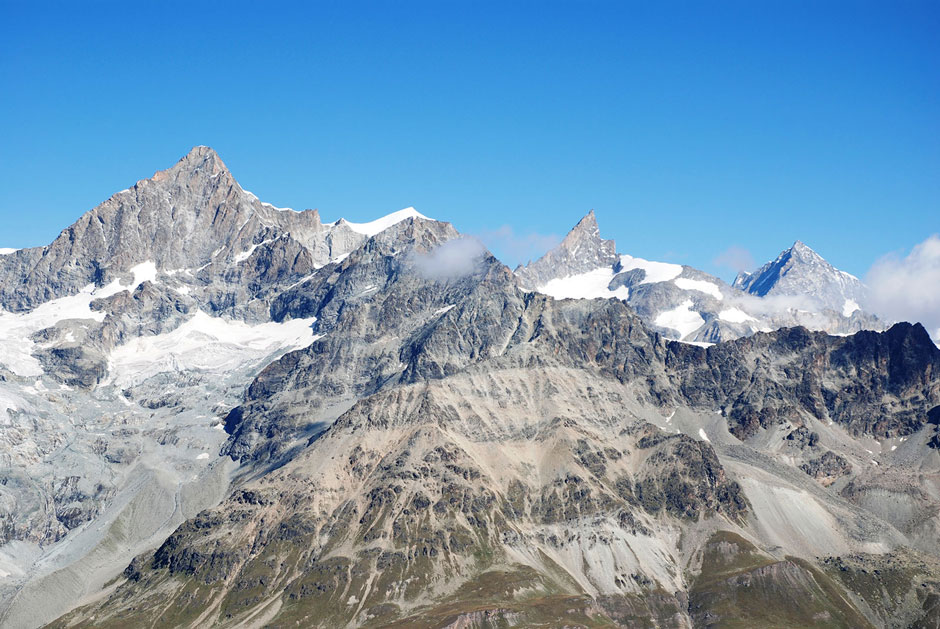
[411,237,488,280]
[476,225,560,268]
[866,235,940,343]
[713,245,755,274]
[732,291,822,316]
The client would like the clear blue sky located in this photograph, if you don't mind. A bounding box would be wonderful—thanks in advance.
[1,0,937,280]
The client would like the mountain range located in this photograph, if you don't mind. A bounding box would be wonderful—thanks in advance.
[516,211,882,344]
[0,148,938,628]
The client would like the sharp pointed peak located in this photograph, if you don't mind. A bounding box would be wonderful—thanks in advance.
[575,209,598,227]
[565,210,601,240]
[153,146,230,182]
[786,239,824,261]
[514,209,618,287]
[177,145,226,169]
[185,145,218,157]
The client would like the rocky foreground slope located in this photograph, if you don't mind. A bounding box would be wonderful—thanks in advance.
[0,148,938,628]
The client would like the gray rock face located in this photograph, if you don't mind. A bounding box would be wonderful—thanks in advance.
[666,321,940,440]
[734,240,869,314]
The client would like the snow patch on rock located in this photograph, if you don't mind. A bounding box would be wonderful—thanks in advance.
[618,255,682,285]
[106,311,319,387]
[540,267,630,301]
[674,277,722,300]
[719,307,756,323]
[234,239,275,264]
[654,299,705,339]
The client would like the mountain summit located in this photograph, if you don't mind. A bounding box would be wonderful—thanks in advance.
[515,210,618,287]
[158,145,230,179]
[734,240,869,315]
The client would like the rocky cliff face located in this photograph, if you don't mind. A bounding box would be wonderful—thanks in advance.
[1,148,939,629]
[665,321,940,440]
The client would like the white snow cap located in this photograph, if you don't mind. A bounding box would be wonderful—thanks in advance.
[342,208,429,236]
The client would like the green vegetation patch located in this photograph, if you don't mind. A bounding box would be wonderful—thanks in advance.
[688,531,873,629]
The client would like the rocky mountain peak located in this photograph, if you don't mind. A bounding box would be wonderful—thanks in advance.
[515,210,619,288]
[152,145,229,184]
[559,209,607,251]
[572,208,601,235]
[786,240,825,264]
[0,148,328,312]
[733,240,868,315]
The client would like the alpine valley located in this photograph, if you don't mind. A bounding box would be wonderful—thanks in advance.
[0,148,938,629]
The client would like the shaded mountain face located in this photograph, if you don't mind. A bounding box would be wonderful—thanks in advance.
[516,214,884,343]
[2,148,940,629]
[734,240,870,315]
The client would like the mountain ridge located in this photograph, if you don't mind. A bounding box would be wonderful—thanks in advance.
[516,212,883,343]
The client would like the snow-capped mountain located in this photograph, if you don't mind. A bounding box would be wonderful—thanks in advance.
[515,213,883,343]
[0,148,451,626]
[2,149,939,629]
[0,147,426,316]
[735,240,870,316]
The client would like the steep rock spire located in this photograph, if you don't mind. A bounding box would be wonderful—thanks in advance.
[515,210,619,288]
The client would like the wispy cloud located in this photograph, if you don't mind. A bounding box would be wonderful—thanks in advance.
[713,245,756,274]
[866,235,940,342]
[731,291,822,316]
[475,225,560,268]
[411,236,488,280]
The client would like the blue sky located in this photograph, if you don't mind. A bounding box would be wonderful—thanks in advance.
[1,1,937,281]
